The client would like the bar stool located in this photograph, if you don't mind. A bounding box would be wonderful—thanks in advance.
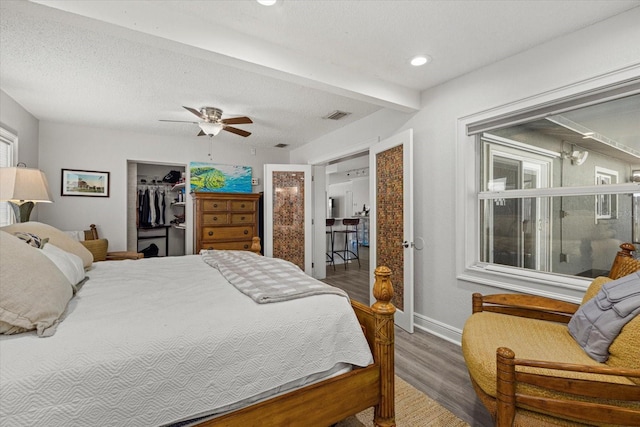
[326,218,336,270]
[333,218,360,269]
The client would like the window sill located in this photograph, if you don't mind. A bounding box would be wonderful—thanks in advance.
[458,264,593,304]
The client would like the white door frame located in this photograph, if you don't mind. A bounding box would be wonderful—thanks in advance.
[312,165,327,279]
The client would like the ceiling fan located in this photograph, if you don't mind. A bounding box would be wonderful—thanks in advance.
[161,106,252,137]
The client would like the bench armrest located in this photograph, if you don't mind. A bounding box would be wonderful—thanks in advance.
[495,347,640,427]
[472,293,579,323]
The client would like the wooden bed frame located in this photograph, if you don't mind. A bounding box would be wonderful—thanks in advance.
[194,240,396,427]
[469,243,640,426]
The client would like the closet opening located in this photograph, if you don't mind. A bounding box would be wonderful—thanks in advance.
[127,161,187,257]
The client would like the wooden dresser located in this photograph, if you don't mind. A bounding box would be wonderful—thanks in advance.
[192,192,261,253]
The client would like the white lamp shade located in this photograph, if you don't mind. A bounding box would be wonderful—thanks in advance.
[0,167,53,203]
[199,121,224,136]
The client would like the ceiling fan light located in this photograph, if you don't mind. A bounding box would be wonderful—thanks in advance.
[199,122,224,136]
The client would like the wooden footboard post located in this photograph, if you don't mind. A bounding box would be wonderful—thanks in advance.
[496,347,516,427]
[372,266,396,427]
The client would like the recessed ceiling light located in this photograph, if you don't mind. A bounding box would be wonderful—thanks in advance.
[410,55,431,66]
[257,0,277,5]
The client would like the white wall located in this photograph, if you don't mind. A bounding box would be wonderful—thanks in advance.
[327,182,350,218]
[38,121,289,252]
[351,177,369,215]
[328,178,368,218]
[291,7,640,342]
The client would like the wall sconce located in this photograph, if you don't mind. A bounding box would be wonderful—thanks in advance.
[0,163,53,222]
[562,149,589,166]
[632,170,640,183]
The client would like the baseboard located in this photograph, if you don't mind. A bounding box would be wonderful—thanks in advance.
[414,312,463,346]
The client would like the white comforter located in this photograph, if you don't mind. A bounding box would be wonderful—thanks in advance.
[0,255,373,427]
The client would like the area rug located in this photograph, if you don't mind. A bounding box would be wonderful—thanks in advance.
[335,376,469,426]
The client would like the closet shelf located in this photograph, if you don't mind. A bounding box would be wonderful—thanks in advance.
[172,224,186,230]
[171,202,186,207]
[171,182,186,191]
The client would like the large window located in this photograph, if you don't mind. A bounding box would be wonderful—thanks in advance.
[478,93,640,280]
[457,77,640,297]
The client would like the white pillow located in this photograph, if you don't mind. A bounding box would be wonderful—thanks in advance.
[41,243,86,287]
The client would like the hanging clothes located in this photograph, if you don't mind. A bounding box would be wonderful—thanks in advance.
[161,191,166,225]
[149,187,156,226]
[141,188,151,227]
[154,189,160,226]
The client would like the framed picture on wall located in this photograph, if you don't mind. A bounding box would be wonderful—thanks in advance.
[189,162,252,193]
[61,169,110,197]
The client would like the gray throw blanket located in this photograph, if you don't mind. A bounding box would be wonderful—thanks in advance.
[201,250,349,303]
[568,272,640,362]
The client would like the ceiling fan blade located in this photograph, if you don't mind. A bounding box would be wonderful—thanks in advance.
[221,116,253,125]
[159,119,198,124]
[183,106,207,120]
[223,126,251,137]
[197,130,206,136]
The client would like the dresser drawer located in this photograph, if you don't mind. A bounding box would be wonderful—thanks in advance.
[202,200,229,211]
[201,240,254,251]
[230,200,256,211]
[201,225,254,241]
[202,213,229,225]
[230,213,254,224]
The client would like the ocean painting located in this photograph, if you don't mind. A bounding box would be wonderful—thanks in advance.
[189,162,253,193]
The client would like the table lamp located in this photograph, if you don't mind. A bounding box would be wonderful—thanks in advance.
[0,164,53,222]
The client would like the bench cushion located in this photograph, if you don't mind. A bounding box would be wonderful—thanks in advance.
[462,312,620,398]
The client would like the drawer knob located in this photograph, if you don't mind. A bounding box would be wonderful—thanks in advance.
[208,247,213,250]
[213,203,218,208]
[243,244,248,249]
[241,216,245,220]
[243,230,248,235]
[241,203,245,208]
[208,231,214,236]
[213,216,218,221]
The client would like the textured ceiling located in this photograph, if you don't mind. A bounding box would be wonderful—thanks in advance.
[1,0,638,150]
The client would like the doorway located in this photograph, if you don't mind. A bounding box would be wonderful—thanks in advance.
[321,153,371,305]
[127,161,187,257]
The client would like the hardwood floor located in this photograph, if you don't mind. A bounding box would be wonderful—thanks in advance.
[322,247,494,427]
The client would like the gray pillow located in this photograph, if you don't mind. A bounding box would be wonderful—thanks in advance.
[568,272,640,362]
[0,231,73,337]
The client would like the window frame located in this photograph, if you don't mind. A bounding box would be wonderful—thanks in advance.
[481,134,555,272]
[0,127,18,226]
[595,166,618,221]
[456,71,640,302]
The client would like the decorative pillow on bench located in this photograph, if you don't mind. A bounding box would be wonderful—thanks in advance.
[568,273,640,372]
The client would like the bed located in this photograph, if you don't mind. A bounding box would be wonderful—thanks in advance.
[0,223,396,427]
